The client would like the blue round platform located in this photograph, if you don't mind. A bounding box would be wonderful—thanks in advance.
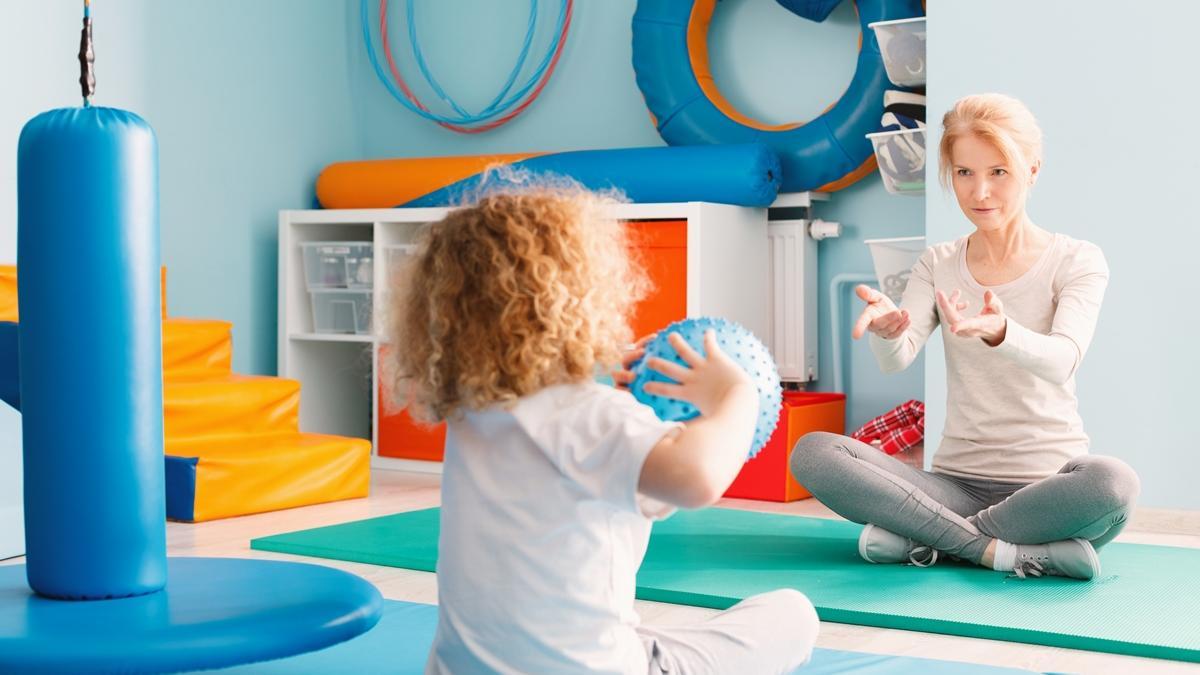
[0,557,383,674]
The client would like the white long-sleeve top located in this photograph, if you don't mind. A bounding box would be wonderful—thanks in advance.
[869,232,1109,482]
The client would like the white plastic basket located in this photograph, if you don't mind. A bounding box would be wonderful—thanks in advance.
[866,128,925,196]
[868,17,926,88]
[301,241,374,289]
[864,236,925,305]
[309,288,373,334]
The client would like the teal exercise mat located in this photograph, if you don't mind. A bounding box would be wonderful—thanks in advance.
[252,507,1200,663]
[225,598,1036,674]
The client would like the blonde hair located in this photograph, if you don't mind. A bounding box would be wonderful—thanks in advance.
[939,93,1043,189]
[385,176,650,422]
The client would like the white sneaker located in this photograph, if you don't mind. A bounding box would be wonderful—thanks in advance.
[1012,539,1101,581]
[858,524,939,567]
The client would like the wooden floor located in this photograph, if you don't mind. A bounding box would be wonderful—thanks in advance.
[9,470,1200,674]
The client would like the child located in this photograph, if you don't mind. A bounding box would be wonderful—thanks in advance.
[387,180,819,674]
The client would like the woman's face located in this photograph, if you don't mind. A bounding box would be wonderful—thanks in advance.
[950,133,1036,233]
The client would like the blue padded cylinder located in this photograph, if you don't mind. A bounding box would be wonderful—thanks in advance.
[17,107,165,599]
[630,317,782,458]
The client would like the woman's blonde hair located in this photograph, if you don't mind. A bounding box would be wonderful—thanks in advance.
[939,93,1043,189]
[385,175,649,422]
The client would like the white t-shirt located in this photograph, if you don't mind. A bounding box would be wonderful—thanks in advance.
[426,381,680,675]
[870,233,1109,481]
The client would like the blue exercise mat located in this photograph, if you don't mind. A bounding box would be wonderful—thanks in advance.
[227,599,1035,674]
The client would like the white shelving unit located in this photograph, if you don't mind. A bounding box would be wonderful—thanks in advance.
[279,201,814,472]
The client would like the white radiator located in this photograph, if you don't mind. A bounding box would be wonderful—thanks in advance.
[767,220,818,383]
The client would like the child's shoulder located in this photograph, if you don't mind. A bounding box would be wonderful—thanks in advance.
[515,381,629,415]
[509,381,648,434]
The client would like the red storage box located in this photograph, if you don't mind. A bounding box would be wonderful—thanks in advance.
[723,391,846,502]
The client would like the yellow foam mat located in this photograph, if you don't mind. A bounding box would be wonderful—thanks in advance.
[167,433,371,522]
[163,318,233,380]
[164,375,300,439]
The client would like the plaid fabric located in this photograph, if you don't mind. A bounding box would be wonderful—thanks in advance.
[852,399,924,455]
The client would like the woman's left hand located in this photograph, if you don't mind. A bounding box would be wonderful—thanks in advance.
[937,289,1007,346]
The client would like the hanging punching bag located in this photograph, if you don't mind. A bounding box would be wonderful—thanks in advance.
[16,3,165,599]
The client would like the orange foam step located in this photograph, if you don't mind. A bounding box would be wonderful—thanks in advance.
[0,266,15,323]
[165,433,371,521]
[164,375,300,440]
[163,318,233,381]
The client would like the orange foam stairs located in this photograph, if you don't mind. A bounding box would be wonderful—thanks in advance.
[161,369,371,522]
[164,375,299,439]
[165,433,370,522]
[160,327,370,522]
[163,318,232,380]
[0,265,371,522]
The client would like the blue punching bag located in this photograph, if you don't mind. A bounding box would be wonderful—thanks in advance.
[17,106,166,599]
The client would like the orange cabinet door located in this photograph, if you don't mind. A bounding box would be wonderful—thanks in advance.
[626,220,687,339]
[377,345,446,461]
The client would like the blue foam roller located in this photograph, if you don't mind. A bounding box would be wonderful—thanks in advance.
[404,144,783,208]
[630,317,782,458]
[17,107,165,599]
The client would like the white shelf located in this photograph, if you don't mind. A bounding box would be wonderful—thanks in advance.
[771,191,829,208]
[278,199,819,468]
[371,456,444,474]
[289,332,378,343]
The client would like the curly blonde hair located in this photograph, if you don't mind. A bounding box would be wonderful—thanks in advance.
[385,178,650,422]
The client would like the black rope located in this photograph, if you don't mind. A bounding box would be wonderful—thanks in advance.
[79,5,95,105]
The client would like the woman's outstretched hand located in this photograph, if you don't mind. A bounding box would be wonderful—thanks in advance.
[851,285,909,340]
[937,289,1007,346]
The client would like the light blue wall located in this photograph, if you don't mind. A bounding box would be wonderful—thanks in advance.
[1,1,359,375]
[348,0,924,430]
[2,1,923,430]
[927,1,1199,509]
[0,3,150,264]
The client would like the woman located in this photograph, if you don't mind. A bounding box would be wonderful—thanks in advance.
[791,93,1139,581]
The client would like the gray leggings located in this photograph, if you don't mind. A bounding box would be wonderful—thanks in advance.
[789,432,1141,564]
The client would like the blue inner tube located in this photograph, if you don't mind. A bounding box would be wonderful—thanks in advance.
[632,0,925,193]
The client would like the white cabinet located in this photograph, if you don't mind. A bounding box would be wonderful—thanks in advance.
[279,201,811,472]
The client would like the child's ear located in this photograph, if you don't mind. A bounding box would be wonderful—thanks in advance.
[1029,161,1041,186]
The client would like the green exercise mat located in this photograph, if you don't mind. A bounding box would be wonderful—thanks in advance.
[251,507,1200,663]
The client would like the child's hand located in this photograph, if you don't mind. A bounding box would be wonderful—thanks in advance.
[612,333,655,391]
[642,330,755,417]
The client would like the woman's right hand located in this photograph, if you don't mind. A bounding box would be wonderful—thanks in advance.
[851,284,910,340]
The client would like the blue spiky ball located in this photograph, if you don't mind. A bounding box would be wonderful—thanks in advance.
[630,317,782,459]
